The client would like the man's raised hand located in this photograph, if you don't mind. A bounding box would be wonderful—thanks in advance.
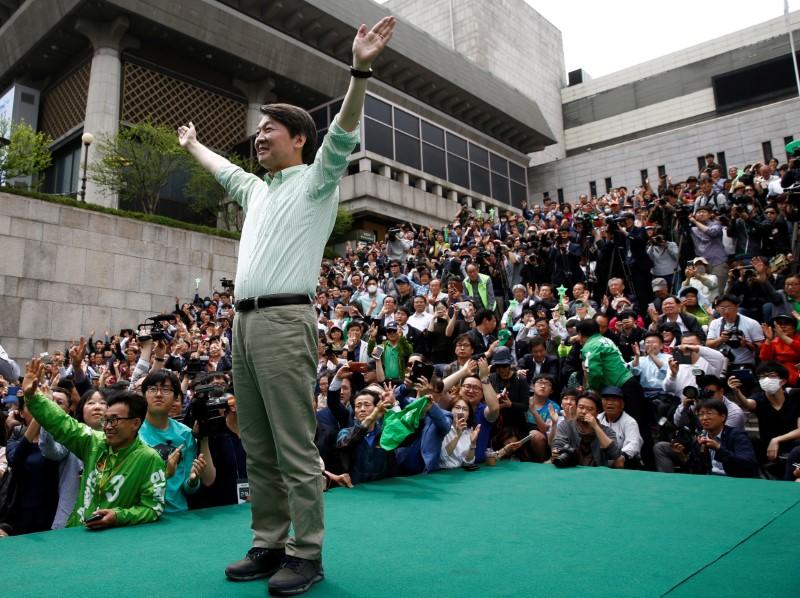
[177,122,197,149]
[352,16,396,69]
[23,358,45,399]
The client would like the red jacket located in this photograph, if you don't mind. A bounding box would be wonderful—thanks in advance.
[759,335,800,384]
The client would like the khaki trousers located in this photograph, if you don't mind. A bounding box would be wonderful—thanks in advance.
[232,304,323,560]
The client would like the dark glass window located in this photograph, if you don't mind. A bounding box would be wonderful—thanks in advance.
[491,173,510,203]
[469,143,489,167]
[422,143,446,179]
[657,164,666,178]
[762,141,773,162]
[509,162,525,184]
[364,118,394,159]
[310,108,327,130]
[716,151,727,172]
[697,156,706,172]
[543,191,550,199]
[605,177,612,192]
[490,153,508,175]
[394,108,419,137]
[589,180,597,197]
[471,163,490,196]
[395,131,421,169]
[446,132,468,158]
[447,154,469,188]
[365,95,392,124]
[557,188,564,203]
[422,121,444,147]
[511,182,527,207]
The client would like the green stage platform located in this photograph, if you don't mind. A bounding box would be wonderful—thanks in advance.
[5,463,800,597]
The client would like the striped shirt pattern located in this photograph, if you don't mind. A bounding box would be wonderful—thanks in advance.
[215,118,360,299]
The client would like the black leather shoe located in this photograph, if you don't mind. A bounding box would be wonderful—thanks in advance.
[225,547,285,581]
[267,556,324,596]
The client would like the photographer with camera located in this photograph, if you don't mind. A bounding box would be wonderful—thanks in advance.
[551,392,620,468]
[687,207,728,286]
[647,233,679,290]
[654,398,757,477]
[139,370,215,513]
[681,258,719,304]
[547,225,584,289]
[706,295,764,368]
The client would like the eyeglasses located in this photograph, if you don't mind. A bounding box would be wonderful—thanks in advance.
[146,386,175,395]
[461,383,482,391]
[100,415,137,428]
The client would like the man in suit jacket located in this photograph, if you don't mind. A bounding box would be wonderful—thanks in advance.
[466,309,498,359]
[517,337,561,393]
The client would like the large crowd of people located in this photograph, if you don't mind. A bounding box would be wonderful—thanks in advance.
[1,151,800,539]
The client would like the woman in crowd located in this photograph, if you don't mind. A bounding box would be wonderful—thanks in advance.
[439,398,481,469]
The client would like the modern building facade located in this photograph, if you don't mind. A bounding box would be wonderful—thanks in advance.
[1,0,800,234]
[0,0,554,240]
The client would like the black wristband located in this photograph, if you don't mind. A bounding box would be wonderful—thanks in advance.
[350,66,373,79]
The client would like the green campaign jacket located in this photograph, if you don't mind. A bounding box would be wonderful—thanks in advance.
[27,393,166,527]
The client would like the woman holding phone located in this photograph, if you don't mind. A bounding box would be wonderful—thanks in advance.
[438,398,481,469]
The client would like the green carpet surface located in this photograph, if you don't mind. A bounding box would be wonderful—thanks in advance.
[5,462,800,597]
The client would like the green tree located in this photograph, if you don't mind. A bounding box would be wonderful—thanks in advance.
[184,153,257,232]
[0,118,53,190]
[89,121,188,214]
[330,206,353,244]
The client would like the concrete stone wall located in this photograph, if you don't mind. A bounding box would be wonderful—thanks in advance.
[527,97,800,203]
[0,192,238,364]
[387,0,567,165]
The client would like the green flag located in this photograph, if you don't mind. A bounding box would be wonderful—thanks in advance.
[380,396,430,450]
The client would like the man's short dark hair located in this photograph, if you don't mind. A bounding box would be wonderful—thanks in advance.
[396,306,411,316]
[454,332,475,349]
[475,309,496,325]
[755,361,789,381]
[577,319,600,337]
[106,391,147,424]
[697,398,727,417]
[577,391,601,412]
[716,294,740,306]
[259,103,317,164]
[142,370,181,397]
[529,337,547,350]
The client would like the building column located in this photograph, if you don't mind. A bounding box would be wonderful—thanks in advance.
[233,77,277,135]
[75,17,138,208]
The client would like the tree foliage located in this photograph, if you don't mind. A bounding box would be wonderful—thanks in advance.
[89,121,188,214]
[0,118,53,190]
[184,153,257,232]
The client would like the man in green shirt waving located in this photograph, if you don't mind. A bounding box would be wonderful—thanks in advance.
[178,15,396,596]
[21,358,165,530]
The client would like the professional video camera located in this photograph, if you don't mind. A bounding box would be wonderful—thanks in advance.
[137,314,176,342]
[387,228,401,241]
[184,355,210,377]
[183,382,234,437]
[219,277,235,292]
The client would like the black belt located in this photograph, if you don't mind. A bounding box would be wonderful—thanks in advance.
[235,294,311,312]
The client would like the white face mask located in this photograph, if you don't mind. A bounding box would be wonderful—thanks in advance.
[367,285,377,294]
[759,377,782,395]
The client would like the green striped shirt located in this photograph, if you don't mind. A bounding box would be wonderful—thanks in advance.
[215,118,359,298]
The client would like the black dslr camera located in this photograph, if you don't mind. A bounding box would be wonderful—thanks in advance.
[387,228,401,241]
[552,445,578,468]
